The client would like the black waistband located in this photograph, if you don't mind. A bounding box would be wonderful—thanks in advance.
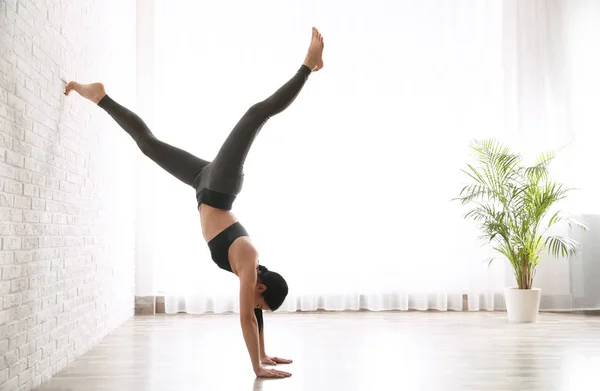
[197,188,236,210]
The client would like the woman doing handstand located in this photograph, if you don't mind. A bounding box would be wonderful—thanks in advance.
[65,27,325,379]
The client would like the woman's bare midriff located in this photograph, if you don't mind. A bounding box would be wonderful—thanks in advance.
[198,203,240,242]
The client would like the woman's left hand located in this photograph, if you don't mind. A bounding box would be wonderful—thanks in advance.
[261,355,293,365]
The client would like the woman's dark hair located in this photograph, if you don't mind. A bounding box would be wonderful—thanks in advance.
[257,265,288,311]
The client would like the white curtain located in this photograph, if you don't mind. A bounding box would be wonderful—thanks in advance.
[136,0,600,313]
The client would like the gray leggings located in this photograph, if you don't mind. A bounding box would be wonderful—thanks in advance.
[98,65,312,208]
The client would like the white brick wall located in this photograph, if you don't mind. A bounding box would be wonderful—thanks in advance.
[0,1,137,390]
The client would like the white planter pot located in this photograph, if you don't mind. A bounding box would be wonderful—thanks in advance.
[504,287,541,323]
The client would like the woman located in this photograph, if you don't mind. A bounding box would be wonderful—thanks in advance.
[66,27,325,379]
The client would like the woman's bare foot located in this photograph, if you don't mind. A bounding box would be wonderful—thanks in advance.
[303,27,324,72]
[65,81,106,104]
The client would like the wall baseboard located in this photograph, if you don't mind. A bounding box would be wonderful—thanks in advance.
[156,296,165,314]
[136,295,597,315]
[134,296,165,315]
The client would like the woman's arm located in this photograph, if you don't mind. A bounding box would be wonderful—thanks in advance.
[238,261,291,378]
[239,265,261,373]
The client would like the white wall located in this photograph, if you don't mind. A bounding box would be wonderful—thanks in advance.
[0,0,137,390]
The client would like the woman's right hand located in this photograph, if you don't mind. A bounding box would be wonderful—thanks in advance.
[255,366,292,378]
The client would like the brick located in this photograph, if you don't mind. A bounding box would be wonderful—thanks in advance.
[12,115,30,136]
[21,289,36,304]
[42,320,56,335]
[39,187,52,199]
[18,367,30,386]
[0,322,16,342]
[3,178,23,195]
[19,316,35,334]
[6,90,25,112]
[31,122,57,143]
[0,162,17,179]
[24,224,43,236]
[45,177,58,189]
[1,265,22,279]
[0,223,11,235]
[56,335,68,350]
[12,140,30,156]
[41,296,55,310]
[22,210,39,222]
[32,42,45,62]
[34,356,49,374]
[8,332,26,351]
[39,212,51,223]
[0,222,14,235]
[3,349,19,367]
[4,293,22,309]
[8,223,24,236]
[26,325,41,344]
[5,150,25,168]
[14,252,32,263]
[31,173,44,186]
[2,237,22,250]
[14,169,31,184]
[3,304,32,325]
[0,207,23,221]
[10,278,27,293]
[23,184,39,197]
[23,261,50,276]
[13,195,30,208]
[0,133,12,149]
[35,308,52,325]
[21,237,38,250]
[0,191,14,207]
[41,341,55,359]
[33,249,59,262]
[26,349,41,369]
[0,252,15,265]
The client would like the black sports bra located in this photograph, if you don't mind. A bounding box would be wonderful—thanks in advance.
[206,221,264,331]
[207,221,249,272]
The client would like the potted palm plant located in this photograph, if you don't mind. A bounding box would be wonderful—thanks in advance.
[455,139,587,322]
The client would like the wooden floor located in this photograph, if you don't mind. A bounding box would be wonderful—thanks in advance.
[34,311,600,391]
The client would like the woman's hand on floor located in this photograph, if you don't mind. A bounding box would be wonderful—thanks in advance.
[255,366,292,378]
[261,356,293,365]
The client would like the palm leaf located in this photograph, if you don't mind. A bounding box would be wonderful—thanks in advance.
[564,217,589,232]
[544,236,579,258]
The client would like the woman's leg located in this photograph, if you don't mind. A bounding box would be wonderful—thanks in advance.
[210,28,325,180]
[65,82,209,187]
[98,95,209,186]
[210,65,311,177]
